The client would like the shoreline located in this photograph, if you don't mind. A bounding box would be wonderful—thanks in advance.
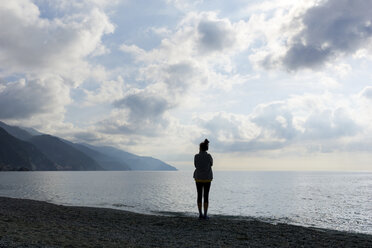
[3,195,369,236]
[1,197,371,247]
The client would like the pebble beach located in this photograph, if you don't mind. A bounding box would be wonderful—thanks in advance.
[0,197,371,247]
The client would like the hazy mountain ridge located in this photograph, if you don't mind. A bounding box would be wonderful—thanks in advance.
[0,121,33,141]
[81,144,177,171]
[0,127,57,171]
[0,121,177,171]
[70,143,131,171]
[28,135,102,171]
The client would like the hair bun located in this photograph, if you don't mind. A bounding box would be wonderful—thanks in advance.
[204,139,209,144]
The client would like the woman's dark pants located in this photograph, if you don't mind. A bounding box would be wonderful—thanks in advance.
[196,182,211,203]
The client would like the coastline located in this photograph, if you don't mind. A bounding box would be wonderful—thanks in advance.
[0,197,371,247]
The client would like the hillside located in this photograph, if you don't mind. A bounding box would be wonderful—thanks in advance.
[0,127,57,171]
[0,121,177,171]
[85,145,177,171]
[0,121,33,141]
[28,135,102,171]
[71,143,131,171]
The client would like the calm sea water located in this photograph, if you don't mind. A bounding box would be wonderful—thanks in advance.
[0,171,371,234]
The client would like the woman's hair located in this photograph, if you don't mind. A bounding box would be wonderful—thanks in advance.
[199,139,209,151]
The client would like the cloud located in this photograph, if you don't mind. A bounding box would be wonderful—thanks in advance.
[361,86,372,99]
[165,0,202,11]
[119,11,250,93]
[194,112,277,153]
[143,61,201,94]
[251,102,298,141]
[114,11,250,137]
[73,131,102,143]
[197,19,236,54]
[0,1,114,81]
[251,0,372,70]
[114,92,171,123]
[98,91,173,136]
[81,76,125,106]
[195,93,362,153]
[0,77,70,119]
[2,0,369,167]
[302,108,359,139]
[0,0,116,129]
[285,0,372,70]
[120,11,244,66]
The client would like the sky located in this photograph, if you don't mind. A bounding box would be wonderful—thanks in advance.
[0,0,372,171]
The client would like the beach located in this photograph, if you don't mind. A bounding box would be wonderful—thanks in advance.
[0,197,371,247]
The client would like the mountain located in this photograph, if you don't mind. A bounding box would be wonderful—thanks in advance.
[0,121,177,171]
[21,126,44,136]
[84,145,177,171]
[0,127,57,171]
[0,121,33,141]
[71,143,131,171]
[28,135,103,171]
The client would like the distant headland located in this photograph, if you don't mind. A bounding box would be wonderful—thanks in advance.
[0,121,177,171]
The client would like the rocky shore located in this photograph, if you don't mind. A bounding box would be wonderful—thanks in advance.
[0,197,371,247]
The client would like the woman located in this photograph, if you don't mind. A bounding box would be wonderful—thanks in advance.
[193,139,213,219]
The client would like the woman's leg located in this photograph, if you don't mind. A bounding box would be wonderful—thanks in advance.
[203,182,211,218]
[196,182,203,218]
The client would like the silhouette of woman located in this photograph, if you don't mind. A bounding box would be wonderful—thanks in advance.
[193,139,213,219]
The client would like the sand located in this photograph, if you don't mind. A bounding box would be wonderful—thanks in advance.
[0,197,371,247]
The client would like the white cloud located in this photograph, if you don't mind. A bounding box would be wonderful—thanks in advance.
[249,0,372,71]
[361,86,372,100]
[0,76,70,120]
[0,0,116,131]
[117,11,253,122]
[82,76,125,106]
[97,88,174,136]
[194,92,366,154]
[1,0,371,169]
[114,91,171,123]
[35,0,120,12]
[120,44,146,60]
[113,11,254,137]
[121,11,249,66]
[165,0,203,11]
[0,1,114,82]
[196,18,236,54]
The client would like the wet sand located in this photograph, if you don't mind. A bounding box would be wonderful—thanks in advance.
[0,197,371,247]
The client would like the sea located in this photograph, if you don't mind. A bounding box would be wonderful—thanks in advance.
[0,171,371,234]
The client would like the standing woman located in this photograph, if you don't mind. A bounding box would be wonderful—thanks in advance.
[194,139,213,219]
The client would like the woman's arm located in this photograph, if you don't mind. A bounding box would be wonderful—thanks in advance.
[209,154,213,167]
